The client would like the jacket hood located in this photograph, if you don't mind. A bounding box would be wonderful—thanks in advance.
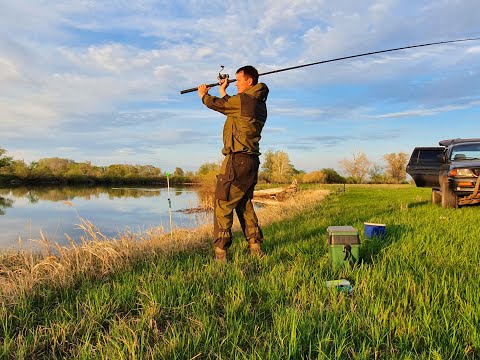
[244,82,269,102]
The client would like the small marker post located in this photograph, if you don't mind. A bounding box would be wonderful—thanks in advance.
[165,172,173,238]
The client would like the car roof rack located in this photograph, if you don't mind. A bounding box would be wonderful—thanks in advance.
[439,138,480,147]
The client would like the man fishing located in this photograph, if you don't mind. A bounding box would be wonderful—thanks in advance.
[197,66,269,262]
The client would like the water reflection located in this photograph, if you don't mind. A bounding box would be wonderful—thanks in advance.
[0,186,172,202]
[0,196,13,215]
[0,185,210,250]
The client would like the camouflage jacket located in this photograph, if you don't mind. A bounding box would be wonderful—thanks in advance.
[202,83,269,156]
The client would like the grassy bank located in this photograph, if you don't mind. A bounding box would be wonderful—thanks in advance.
[1,185,479,359]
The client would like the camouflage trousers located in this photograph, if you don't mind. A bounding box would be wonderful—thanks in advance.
[213,153,263,250]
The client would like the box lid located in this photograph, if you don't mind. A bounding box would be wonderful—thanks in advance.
[327,226,358,235]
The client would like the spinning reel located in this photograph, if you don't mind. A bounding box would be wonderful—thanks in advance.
[217,65,229,81]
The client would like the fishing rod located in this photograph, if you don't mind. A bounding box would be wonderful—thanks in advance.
[180,36,480,94]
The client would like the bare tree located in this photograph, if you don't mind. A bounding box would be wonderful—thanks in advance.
[339,151,372,183]
[383,152,408,183]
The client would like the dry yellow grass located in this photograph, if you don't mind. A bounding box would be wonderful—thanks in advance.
[0,189,330,304]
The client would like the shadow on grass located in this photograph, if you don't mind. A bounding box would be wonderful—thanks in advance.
[359,224,407,264]
[408,200,430,208]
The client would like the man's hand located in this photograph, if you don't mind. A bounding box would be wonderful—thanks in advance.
[197,84,209,99]
[219,76,229,98]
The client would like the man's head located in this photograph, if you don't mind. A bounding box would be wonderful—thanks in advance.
[235,65,259,93]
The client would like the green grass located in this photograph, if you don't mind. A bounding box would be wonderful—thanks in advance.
[1,185,479,359]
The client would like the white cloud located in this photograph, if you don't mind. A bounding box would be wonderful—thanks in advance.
[195,47,214,58]
[466,46,480,55]
[374,99,480,119]
[0,97,60,138]
[0,58,21,83]
[61,44,152,73]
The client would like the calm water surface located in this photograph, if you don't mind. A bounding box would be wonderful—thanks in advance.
[0,185,210,250]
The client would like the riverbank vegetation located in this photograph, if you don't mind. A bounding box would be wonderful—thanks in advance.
[1,185,479,358]
[0,158,190,186]
[0,146,409,187]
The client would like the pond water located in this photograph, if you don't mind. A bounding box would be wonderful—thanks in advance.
[0,185,211,250]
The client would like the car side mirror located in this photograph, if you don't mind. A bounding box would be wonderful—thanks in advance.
[438,155,447,163]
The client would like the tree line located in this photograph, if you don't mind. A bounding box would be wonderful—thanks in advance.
[259,149,408,184]
[0,148,190,185]
[188,149,408,185]
[0,146,408,186]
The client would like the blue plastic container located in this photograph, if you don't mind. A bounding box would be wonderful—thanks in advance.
[364,223,386,238]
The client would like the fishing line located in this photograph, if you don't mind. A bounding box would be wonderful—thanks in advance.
[180,36,480,94]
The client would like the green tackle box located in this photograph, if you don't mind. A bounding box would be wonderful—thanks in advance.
[326,226,360,267]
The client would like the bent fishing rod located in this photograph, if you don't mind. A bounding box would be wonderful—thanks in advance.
[180,36,480,94]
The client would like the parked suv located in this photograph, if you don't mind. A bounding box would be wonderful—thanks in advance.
[406,138,480,208]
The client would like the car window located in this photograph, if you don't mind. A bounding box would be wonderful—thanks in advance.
[450,143,480,160]
[418,149,443,163]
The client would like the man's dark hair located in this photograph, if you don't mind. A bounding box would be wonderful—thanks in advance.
[236,65,259,85]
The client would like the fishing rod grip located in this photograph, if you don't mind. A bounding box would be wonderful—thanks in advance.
[180,79,236,94]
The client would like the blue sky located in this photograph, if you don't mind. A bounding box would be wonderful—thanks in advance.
[1,0,479,174]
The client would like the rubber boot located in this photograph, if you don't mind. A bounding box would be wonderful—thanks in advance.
[214,247,227,262]
[248,240,263,257]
